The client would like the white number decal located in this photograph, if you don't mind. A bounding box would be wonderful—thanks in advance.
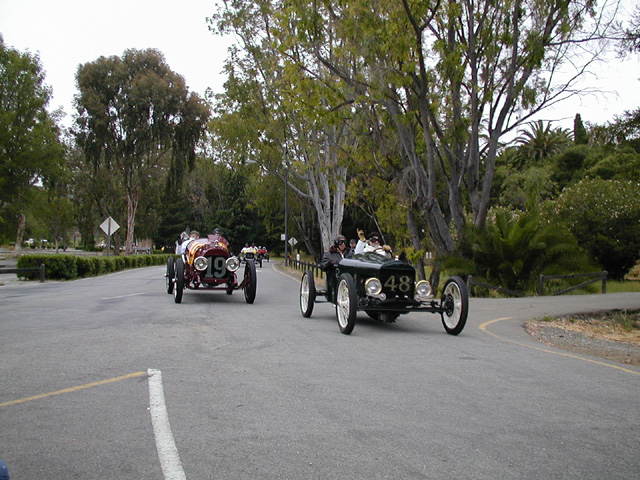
[213,257,227,278]
[205,257,227,278]
[384,275,412,293]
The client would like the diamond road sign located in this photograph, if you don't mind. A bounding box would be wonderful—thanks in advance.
[100,216,120,235]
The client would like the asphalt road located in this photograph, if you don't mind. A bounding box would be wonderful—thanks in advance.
[1,262,639,479]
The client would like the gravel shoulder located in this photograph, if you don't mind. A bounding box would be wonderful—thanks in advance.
[525,309,640,366]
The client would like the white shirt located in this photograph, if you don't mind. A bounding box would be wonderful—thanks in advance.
[355,239,391,258]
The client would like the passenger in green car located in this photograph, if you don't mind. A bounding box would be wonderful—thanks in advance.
[354,229,392,258]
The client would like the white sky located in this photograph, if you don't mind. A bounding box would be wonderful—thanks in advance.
[0,0,639,133]
[0,0,229,127]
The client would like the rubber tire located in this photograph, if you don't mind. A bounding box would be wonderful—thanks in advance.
[335,273,357,335]
[243,260,257,304]
[173,257,184,304]
[300,269,315,318]
[166,256,175,294]
[440,276,468,335]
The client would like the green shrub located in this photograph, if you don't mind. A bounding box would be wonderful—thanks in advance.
[17,254,77,280]
[444,210,596,295]
[15,253,171,281]
[548,179,640,280]
[76,257,92,277]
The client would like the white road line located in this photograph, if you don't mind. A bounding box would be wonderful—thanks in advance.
[101,293,146,300]
[148,369,186,480]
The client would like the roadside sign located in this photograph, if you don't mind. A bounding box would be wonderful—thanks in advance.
[99,217,120,256]
[100,217,120,235]
[288,237,298,246]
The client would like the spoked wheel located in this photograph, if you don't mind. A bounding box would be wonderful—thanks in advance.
[243,260,257,304]
[335,273,357,335]
[173,257,184,304]
[166,256,175,294]
[440,276,468,335]
[300,269,316,318]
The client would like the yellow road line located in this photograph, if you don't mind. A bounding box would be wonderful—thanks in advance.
[479,317,640,376]
[0,371,148,408]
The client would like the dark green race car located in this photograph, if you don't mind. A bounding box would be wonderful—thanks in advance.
[299,252,468,335]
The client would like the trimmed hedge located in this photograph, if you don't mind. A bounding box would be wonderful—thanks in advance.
[16,254,170,281]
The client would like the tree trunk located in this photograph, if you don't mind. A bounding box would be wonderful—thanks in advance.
[14,213,26,251]
[125,187,139,256]
[406,207,426,281]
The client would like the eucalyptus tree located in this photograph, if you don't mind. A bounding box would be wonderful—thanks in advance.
[73,48,210,253]
[618,3,640,53]
[0,35,64,245]
[210,1,366,251]
[269,0,618,260]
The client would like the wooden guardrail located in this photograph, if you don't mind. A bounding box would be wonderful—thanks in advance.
[287,258,325,279]
[466,271,608,297]
[466,276,525,297]
[0,263,46,282]
[538,271,607,296]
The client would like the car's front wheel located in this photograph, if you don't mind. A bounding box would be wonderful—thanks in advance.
[243,260,257,304]
[300,270,315,318]
[173,257,184,303]
[440,276,468,335]
[166,256,175,294]
[335,273,357,335]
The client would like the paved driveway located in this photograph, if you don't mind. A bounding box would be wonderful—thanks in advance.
[1,262,639,479]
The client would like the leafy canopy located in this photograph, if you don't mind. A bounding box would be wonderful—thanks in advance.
[548,179,640,280]
[0,35,64,222]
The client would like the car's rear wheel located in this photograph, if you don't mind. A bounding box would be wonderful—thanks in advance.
[336,273,357,335]
[166,256,175,294]
[300,270,315,318]
[440,276,468,335]
[173,257,184,304]
[243,260,257,304]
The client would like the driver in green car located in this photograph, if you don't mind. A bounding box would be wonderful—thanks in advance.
[320,235,351,302]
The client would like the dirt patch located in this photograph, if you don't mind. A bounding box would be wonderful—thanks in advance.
[525,309,640,366]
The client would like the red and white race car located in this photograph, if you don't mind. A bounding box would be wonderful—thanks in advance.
[165,230,256,304]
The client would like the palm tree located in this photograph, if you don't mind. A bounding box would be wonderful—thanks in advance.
[513,121,571,167]
[445,210,594,294]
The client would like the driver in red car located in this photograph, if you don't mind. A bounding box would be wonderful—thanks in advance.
[176,230,199,255]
